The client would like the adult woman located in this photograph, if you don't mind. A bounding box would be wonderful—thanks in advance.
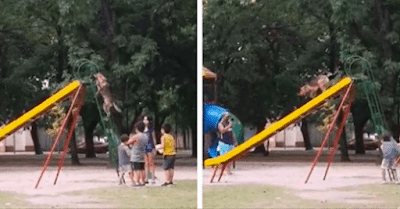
[143,115,157,184]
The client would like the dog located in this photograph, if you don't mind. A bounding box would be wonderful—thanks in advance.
[93,72,121,116]
[298,74,330,98]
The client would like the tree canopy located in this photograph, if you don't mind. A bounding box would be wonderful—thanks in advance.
[0,0,196,156]
[204,0,400,156]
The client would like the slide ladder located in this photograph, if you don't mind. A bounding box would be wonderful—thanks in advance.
[74,60,120,168]
[344,55,387,134]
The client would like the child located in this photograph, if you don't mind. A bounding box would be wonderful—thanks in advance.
[127,122,149,186]
[217,112,236,175]
[158,123,176,186]
[117,134,133,185]
[381,134,400,183]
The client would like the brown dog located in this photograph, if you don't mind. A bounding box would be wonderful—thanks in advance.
[93,72,121,116]
[298,74,330,98]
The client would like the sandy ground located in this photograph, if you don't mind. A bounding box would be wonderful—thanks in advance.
[0,150,196,208]
[203,148,389,205]
[0,147,394,207]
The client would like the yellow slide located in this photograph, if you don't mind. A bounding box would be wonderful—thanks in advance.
[0,80,81,141]
[204,77,353,167]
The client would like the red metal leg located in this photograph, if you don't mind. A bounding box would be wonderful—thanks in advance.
[35,85,83,189]
[218,163,228,182]
[323,104,352,180]
[305,83,353,184]
[54,87,86,185]
[210,166,219,183]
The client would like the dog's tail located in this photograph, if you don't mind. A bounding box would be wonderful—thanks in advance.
[113,103,122,113]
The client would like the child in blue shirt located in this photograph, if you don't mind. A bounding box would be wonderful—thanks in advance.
[118,134,133,185]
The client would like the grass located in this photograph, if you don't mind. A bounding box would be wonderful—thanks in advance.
[203,183,400,208]
[0,192,31,208]
[338,183,400,208]
[203,184,348,208]
[67,180,197,208]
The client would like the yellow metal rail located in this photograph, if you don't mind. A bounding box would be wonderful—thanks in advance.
[0,81,81,141]
[204,77,352,167]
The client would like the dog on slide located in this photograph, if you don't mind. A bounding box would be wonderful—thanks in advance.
[298,74,330,98]
[93,72,121,116]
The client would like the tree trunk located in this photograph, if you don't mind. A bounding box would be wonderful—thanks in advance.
[354,120,367,154]
[182,127,187,149]
[153,113,165,144]
[100,0,117,63]
[30,121,42,155]
[339,126,350,162]
[84,121,97,158]
[301,118,313,150]
[339,111,350,162]
[351,100,370,154]
[81,103,99,158]
[110,108,124,135]
[56,26,66,82]
[253,119,269,156]
[69,130,80,165]
[191,124,197,157]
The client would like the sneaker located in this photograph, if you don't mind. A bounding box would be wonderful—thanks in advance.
[168,182,173,185]
[151,180,156,185]
[144,181,149,184]
[161,182,169,186]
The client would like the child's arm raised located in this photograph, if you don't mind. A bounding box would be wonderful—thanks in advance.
[126,134,139,145]
[123,145,131,157]
[218,122,231,134]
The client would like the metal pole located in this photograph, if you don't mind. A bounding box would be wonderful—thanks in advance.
[54,87,86,185]
[323,103,352,180]
[35,85,82,189]
[305,83,353,184]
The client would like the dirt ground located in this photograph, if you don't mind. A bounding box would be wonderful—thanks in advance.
[1,147,397,208]
[0,150,196,208]
[203,147,393,206]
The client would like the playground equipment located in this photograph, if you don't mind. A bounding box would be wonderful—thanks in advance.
[202,67,244,159]
[0,81,82,141]
[0,80,87,188]
[204,77,356,183]
[343,55,387,135]
[203,103,244,158]
[0,60,121,188]
[74,60,121,169]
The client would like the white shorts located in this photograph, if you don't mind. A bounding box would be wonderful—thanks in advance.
[119,164,131,173]
[381,158,396,169]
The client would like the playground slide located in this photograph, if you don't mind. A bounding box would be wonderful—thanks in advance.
[204,77,352,167]
[0,80,81,141]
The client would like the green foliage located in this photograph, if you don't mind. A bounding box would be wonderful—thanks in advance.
[45,103,66,137]
[205,0,400,135]
[0,0,196,143]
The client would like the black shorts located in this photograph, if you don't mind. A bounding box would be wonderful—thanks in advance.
[132,162,145,170]
[163,155,175,170]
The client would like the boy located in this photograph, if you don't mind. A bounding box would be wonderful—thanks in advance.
[127,122,149,186]
[117,134,133,185]
[158,123,176,186]
[381,134,400,183]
